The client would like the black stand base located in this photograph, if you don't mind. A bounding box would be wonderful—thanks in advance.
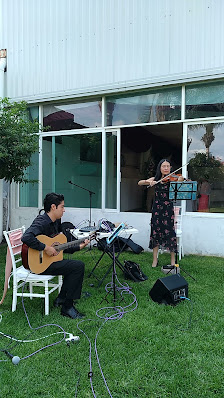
[88,238,126,287]
[99,243,127,306]
[162,251,196,282]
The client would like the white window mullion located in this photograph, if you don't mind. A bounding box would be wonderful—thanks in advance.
[101,129,106,210]
[117,129,121,212]
[38,105,43,208]
[182,122,188,214]
[38,135,43,208]
[181,85,185,120]
[101,97,106,210]
[52,137,56,192]
[102,96,106,128]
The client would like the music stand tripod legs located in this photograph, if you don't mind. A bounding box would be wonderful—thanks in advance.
[100,243,119,304]
[100,240,128,305]
[175,249,196,281]
[87,238,125,286]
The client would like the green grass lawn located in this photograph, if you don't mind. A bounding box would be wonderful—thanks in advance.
[0,243,223,398]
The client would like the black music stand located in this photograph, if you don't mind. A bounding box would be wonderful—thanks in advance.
[169,181,197,202]
[100,242,120,304]
[99,224,126,304]
[88,236,128,287]
[88,224,128,287]
[164,181,198,281]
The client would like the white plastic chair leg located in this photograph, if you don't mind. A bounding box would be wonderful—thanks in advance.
[29,282,33,299]
[179,248,181,261]
[45,282,49,316]
[181,243,184,257]
[58,275,62,293]
[12,286,17,312]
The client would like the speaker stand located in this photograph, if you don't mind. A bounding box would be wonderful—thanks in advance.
[162,248,196,282]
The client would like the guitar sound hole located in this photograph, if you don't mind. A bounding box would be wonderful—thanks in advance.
[39,251,43,264]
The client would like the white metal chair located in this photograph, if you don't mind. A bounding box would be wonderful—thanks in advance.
[174,206,184,261]
[3,226,62,315]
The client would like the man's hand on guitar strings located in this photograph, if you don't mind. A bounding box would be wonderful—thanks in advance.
[80,239,90,250]
[44,245,58,257]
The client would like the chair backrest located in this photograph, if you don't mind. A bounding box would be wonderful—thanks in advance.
[3,226,25,273]
[174,206,182,232]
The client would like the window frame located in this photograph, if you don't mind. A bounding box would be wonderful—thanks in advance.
[184,118,224,216]
[18,81,224,217]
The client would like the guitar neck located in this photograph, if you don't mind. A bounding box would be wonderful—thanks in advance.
[56,237,86,252]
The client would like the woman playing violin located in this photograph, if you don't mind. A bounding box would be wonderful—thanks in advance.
[138,159,184,268]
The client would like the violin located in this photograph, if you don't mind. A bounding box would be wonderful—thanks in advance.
[162,173,183,183]
[147,163,190,187]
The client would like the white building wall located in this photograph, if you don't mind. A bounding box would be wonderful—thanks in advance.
[183,214,224,256]
[1,0,224,102]
[9,204,224,257]
[2,0,224,256]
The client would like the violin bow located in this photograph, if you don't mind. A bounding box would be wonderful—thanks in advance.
[147,162,189,188]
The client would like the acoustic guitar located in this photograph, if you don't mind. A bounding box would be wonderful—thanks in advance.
[22,232,95,274]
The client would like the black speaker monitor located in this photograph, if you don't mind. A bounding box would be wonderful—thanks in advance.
[149,274,188,305]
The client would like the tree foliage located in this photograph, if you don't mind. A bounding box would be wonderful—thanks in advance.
[0,98,39,183]
[189,152,224,182]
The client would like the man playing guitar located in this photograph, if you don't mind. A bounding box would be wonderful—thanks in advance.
[21,192,89,319]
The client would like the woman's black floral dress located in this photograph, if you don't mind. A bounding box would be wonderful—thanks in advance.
[149,181,177,252]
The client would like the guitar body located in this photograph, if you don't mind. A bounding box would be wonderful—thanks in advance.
[27,234,67,274]
[22,231,95,274]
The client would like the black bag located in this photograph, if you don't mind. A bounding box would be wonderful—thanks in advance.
[123,260,148,282]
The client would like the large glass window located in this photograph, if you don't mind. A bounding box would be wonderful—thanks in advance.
[187,122,224,213]
[19,106,39,207]
[186,81,224,119]
[19,151,39,207]
[42,133,102,208]
[106,87,182,126]
[43,100,102,131]
[106,132,117,208]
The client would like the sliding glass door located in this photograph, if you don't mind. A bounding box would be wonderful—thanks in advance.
[42,132,102,208]
[105,130,120,210]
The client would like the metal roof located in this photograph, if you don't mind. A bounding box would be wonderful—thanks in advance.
[1,0,224,102]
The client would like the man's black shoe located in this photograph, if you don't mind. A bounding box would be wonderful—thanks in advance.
[54,297,66,308]
[61,305,85,319]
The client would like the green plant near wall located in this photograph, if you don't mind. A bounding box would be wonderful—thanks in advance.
[188,152,224,182]
[0,98,39,183]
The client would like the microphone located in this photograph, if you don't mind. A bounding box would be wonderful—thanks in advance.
[68,180,72,184]
[4,350,21,365]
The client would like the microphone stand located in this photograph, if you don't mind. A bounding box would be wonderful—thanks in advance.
[68,180,95,227]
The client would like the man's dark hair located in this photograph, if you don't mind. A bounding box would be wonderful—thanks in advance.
[43,192,64,213]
